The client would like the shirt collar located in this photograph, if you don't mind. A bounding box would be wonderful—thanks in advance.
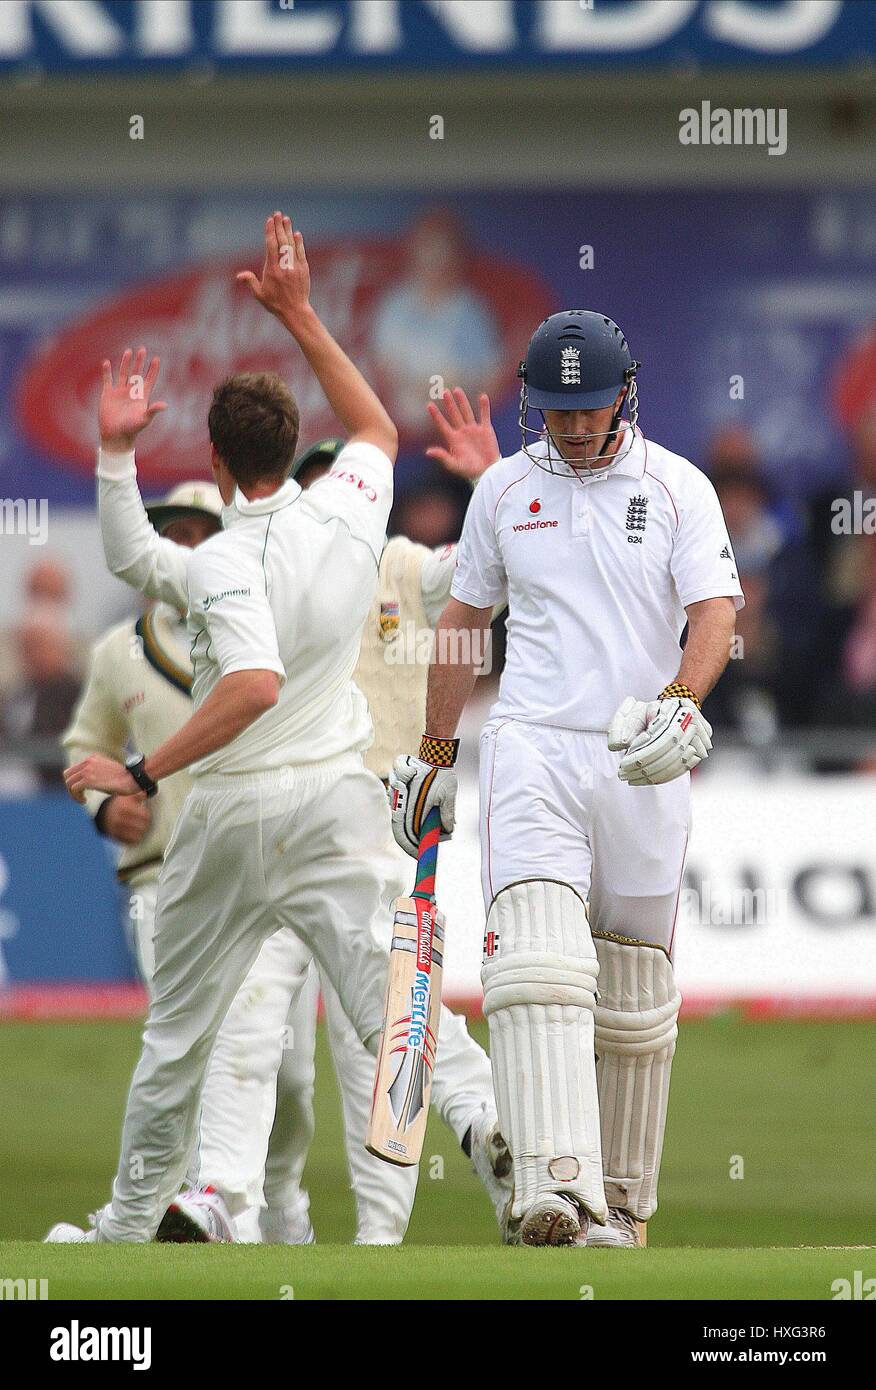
[532,426,647,484]
[222,476,303,525]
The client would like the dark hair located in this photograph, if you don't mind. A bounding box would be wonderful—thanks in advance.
[208,373,300,487]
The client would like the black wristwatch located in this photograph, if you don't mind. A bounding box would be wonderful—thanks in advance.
[125,754,158,798]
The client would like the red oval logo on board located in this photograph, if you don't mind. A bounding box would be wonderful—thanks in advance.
[529,498,541,513]
[16,231,553,487]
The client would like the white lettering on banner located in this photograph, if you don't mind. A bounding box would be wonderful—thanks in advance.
[135,0,193,57]
[705,0,844,54]
[539,0,698,52]
[350,0,514,53]
[0,1,851,63]
[217,0,341,55]
[0,1,123,59]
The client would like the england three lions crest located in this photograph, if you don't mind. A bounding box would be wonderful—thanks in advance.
[560,345,581,385]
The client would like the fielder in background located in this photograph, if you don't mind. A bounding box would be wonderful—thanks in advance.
[390,312,743,1247]
[63,483,222,987]
[49,211,403,1244]
[256,412,507,1245]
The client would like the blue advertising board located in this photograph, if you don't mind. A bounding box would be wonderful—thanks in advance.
[0,1,873,74]
[0,795,135,985]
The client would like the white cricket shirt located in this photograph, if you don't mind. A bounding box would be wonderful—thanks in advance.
[98,441,393,775]
[451,430,744,732]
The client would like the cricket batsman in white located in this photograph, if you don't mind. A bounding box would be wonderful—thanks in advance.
[48,211,406,1243]
[390,311,743,1246]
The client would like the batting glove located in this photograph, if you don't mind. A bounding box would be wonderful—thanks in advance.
[617,698,712,785]
[389,748,458,858]
[606,696,662,752]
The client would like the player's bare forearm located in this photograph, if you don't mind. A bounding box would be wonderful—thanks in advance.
[145,670,279,782]
[425,598,492,737]
[283,304,397,460]
[676,597,737,702]
[238,213,397,460]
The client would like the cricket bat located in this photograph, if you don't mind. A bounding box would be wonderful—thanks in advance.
[366,806,445,1166]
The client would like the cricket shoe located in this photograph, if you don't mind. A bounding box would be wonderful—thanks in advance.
[469,1104,512,1233]
[156,1185,235,1244]
[44,1222,96,1243]
[259,1196,315,1246]
[582,1207,644,1248]
[520,1193,588,1247]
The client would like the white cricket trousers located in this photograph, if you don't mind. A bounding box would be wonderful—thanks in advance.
[479,719,690,952]
[126,881,315,1221]
[98,755,392,1243]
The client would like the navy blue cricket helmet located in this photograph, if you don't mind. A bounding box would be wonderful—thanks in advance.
[518,310,640,468]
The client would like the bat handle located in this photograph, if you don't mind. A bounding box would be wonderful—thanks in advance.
[412,805,442,901]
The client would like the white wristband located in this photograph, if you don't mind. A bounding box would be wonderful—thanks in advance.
[96,447,137,482]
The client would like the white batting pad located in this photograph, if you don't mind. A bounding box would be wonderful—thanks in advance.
[481,880,607,1224]
[593,937,682,1221]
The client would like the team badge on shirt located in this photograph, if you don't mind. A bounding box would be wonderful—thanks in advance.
[626,494,649,541]
[379,600,400,641]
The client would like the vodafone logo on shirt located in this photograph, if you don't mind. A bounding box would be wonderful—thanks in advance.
[513,512,558,533]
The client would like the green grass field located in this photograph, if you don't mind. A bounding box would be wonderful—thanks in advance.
[1,1016,875,1299]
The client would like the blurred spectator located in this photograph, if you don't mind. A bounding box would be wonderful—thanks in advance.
[25,558,72,611]
[706,422,800,542]
[814,535,876,752]
[372,209,501,436]
[842,536,876,697]
[0,556,78,699]
[706,424,761,477]
[707,467,827,731]
[0,614,81,790]
[390,482,467,548]
[703,563,782,744]
[808,408,876,599]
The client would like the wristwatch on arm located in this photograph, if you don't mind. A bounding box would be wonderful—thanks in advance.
[125,753,159,798]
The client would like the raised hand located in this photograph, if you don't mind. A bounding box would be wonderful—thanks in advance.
[237,211,311,327]
[99,348,167,452]
[426,388,500,481]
